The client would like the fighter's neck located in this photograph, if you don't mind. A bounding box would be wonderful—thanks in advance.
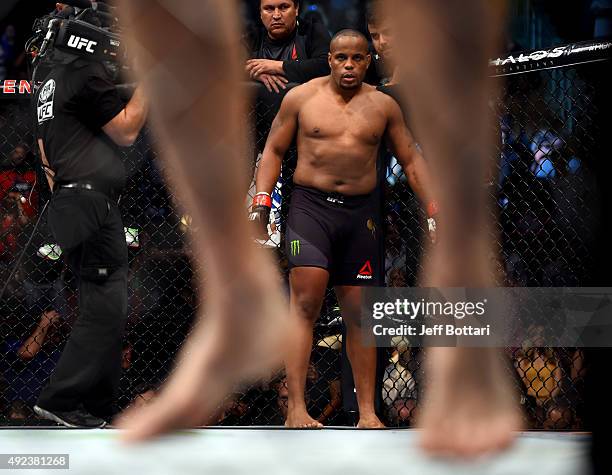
[328,77,362,102]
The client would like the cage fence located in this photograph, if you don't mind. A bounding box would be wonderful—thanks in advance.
[1,39,610,429]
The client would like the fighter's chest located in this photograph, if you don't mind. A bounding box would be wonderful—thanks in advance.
[299,102,386,143]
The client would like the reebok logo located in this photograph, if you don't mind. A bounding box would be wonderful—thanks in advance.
[67,35,97,53]
[356,260,373,280]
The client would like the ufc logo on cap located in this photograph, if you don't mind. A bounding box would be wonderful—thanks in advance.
[67,35,97,53]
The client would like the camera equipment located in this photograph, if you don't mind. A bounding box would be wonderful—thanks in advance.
[26,1,127,84]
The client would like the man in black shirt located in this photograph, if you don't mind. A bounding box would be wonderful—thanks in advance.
[244,0,331,158]
[244,0,331,92]
[32,6,147,428]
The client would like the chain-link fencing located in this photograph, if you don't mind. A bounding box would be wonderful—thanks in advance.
[1,40,610,429]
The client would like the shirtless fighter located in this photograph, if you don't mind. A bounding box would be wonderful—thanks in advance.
[120,0,517,458]
[252,29,437,429]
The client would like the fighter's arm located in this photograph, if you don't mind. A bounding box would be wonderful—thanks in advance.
[255,87,302,195]
[383,96,436,210]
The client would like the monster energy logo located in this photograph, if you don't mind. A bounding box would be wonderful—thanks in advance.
[291,240,300,256]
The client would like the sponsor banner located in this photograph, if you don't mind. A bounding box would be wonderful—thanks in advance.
[0,80,33,96]
[2,40,610,97]
[490,40,612,77]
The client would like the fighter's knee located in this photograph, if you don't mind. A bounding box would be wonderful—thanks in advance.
[343,316,363,331]
[343,302,363,319]
[291,297,322,321]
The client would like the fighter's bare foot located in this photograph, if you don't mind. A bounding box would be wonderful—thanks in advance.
[357,414,386,429]
[419,402,518,458]
[285,409,324,429]
[417,347,521,458]
[117,262,287,442]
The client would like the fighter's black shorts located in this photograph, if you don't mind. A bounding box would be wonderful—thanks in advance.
[285,185,382,286]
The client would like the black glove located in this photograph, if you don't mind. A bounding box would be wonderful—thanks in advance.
[249,192,272,240]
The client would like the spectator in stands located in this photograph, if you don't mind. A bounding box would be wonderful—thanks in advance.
[514,336,573,429]
[0,25,16,77]
[1,310,65,409]
[382,337,419,428]
[275,357,341,425]
[382,360,416,407]
[117,340,148,411]
[388,398,418,426]
[130,382,157,410]
[592,0,612,38]
[529,129,567,179]
[0,144,38,218]
[8,400,34,421]
[308,345,342,425]
[276,376,290,420]
[384,215,406,283]
[387,268,407,287]
[122,342,133,371]
[17,309,62,361]
[275,370,327,422]
[216,396,249,425]
[0,194,29,267]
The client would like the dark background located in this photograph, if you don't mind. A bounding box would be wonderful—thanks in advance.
[0,0,608,83]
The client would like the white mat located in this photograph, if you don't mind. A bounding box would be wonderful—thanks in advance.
[0,428,589,475]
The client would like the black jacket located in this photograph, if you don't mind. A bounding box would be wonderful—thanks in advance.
[243,17,331,84]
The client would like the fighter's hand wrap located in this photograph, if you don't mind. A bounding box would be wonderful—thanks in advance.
[426,200,439,238]
[249,192,272,237]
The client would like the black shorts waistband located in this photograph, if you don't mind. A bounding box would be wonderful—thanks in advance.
[292,184,375,206]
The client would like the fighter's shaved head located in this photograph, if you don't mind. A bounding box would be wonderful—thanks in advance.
[328,29,371,90]
[330,29,369,52]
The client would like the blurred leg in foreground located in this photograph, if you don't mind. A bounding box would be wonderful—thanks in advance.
[116,0,287,441]
[386,0,522,457]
